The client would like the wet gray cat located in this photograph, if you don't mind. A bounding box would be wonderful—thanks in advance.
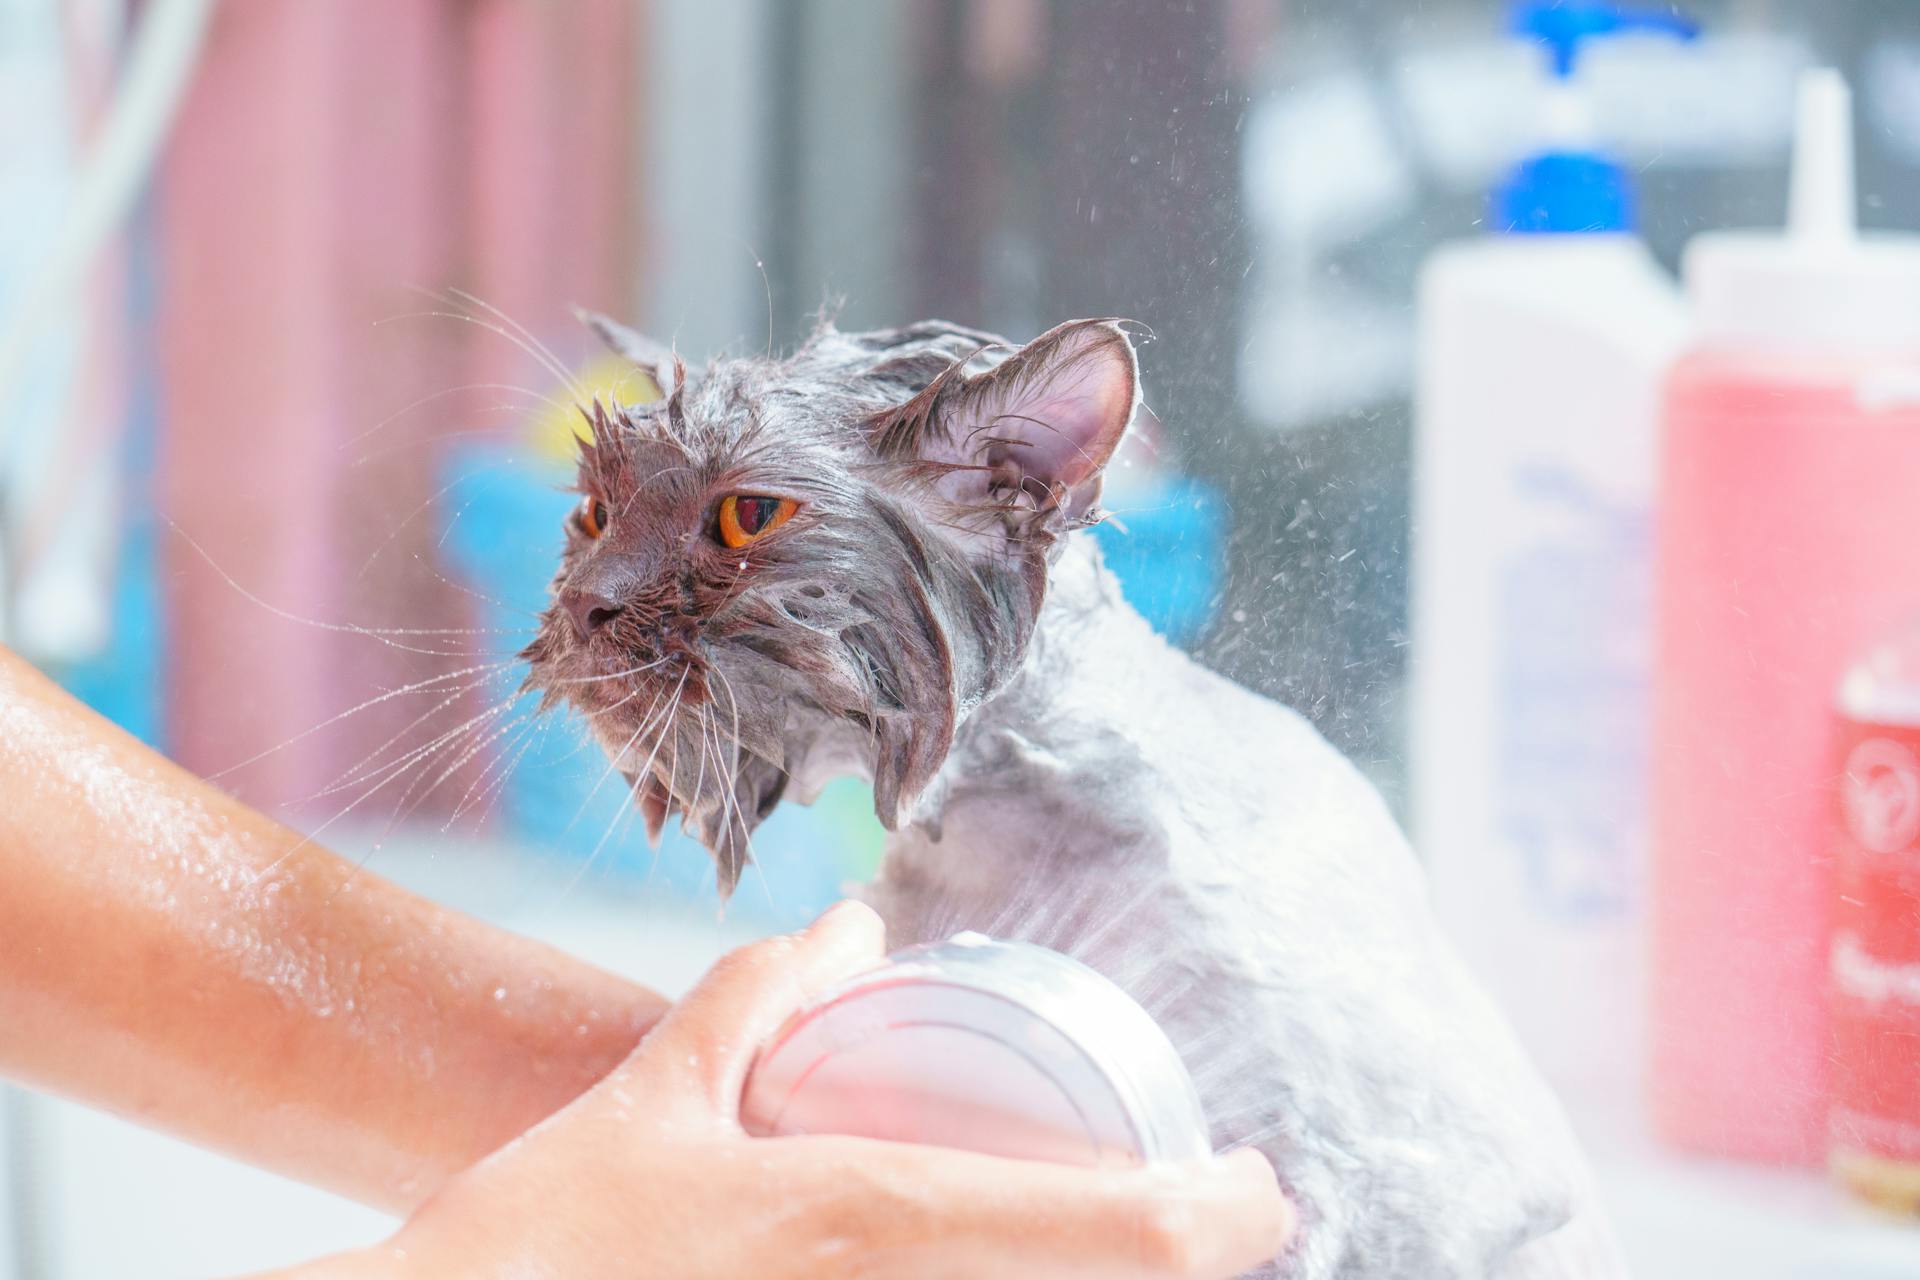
[521,313,1625,1278]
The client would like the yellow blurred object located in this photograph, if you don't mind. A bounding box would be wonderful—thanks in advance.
[528,354,661,461]
[1833,1149,1920,1218]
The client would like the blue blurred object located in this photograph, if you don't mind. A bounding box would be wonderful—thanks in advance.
[1507,0,1698,77]
[1495,150,1636,235]
[55,219,165,749]
[1090,476,1225,648]
[1495,1,1699,235]
[59,504,165,748]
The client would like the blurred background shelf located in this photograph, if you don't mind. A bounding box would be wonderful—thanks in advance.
[1582,1107,1920,1279]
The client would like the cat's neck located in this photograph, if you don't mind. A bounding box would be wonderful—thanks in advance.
[951,536,1170,784]
[885,536,1207,906]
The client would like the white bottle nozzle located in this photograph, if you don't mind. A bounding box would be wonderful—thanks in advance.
[1684,66,1920,347]
[1788,68,1856,245]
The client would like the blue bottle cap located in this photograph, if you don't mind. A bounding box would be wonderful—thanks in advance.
[1493,2,1698,236]
[1495,150,1634,234]
[1511,0,1697,78]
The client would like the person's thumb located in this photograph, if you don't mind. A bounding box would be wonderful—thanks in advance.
[609,899,886,1124]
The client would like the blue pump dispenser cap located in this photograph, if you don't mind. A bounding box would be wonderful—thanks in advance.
[1496,150,1634,233]
[1494,2,1698,234]
[1511,0,1698,79]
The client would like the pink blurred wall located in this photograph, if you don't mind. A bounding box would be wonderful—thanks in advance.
[159,0,640,820]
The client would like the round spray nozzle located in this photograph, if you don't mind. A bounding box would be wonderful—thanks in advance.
[740,933,1213,1167]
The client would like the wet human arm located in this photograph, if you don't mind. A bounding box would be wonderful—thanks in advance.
[0,646,670,1213]
[263,903,1295,1280]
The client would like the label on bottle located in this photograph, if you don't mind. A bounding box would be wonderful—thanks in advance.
[1829,716,1920,1201]
[1496,463,1649,920]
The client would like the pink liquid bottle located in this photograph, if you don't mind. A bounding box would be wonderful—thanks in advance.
[1650,69,1920,1163]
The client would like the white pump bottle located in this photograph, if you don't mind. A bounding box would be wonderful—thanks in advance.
[1409,2,1691,1107]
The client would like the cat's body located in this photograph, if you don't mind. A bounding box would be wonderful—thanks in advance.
[863,538,1619,1279]
[526,314,1625,1277]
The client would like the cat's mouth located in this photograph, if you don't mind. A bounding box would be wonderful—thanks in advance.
[631,755,789,889]
[594,697,789,899]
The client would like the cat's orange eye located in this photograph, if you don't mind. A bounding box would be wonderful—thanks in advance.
[716,495,798,549]
[578,496,609,539]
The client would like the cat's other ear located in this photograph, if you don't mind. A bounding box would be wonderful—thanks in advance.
[576,307,684,399]
[871,318,1138,524]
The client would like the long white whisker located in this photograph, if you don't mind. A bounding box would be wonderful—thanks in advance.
[687,701,711,834]
[457,718,550,828]
[444,286,590,405]
[293,691,495,807]
[663,707,684,841]
[549,657,669,686]
[381,301,585,408]
[444,712,551,830]
[618,675,685,806]
[349,421,547,470]
[305,679,523,806]
[563,688,661,833]
[428,559,539,618]
[208,661,513,780]
[711,664,746,786]
[700,697,765,910]
[326,709,543,904]
[253,700,521,881]
[551,781,642,905]
[167,519,522,653]
[354,697,537,843]
[387,709,533,825]
[307,695,517,806]
[339,380,573,455]
[548,671,690,909]
[712,670,770,908]
[355,459,531,582]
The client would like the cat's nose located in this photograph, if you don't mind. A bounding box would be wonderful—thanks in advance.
[559,586,624,642]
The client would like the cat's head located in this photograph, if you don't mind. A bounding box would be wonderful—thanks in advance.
[520,314,1138,895]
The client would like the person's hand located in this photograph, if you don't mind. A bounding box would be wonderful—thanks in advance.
[299,901,1293,1279]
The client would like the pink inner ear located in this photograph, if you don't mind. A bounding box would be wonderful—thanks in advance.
[985,326,1136,492]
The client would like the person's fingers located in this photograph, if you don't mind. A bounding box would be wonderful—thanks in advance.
[1012,1148,1293,1279]
[1160,1149,1296,1276]
[811,1139,1294,1279]
[610,899,886,1119]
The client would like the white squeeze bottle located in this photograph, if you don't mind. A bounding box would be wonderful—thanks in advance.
[1410,1,1693,1107]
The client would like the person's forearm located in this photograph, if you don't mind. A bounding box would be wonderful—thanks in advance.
[0,649,670,1213]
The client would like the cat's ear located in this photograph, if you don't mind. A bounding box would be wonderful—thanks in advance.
[576,308,685,399]
[868,318,1138,525]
